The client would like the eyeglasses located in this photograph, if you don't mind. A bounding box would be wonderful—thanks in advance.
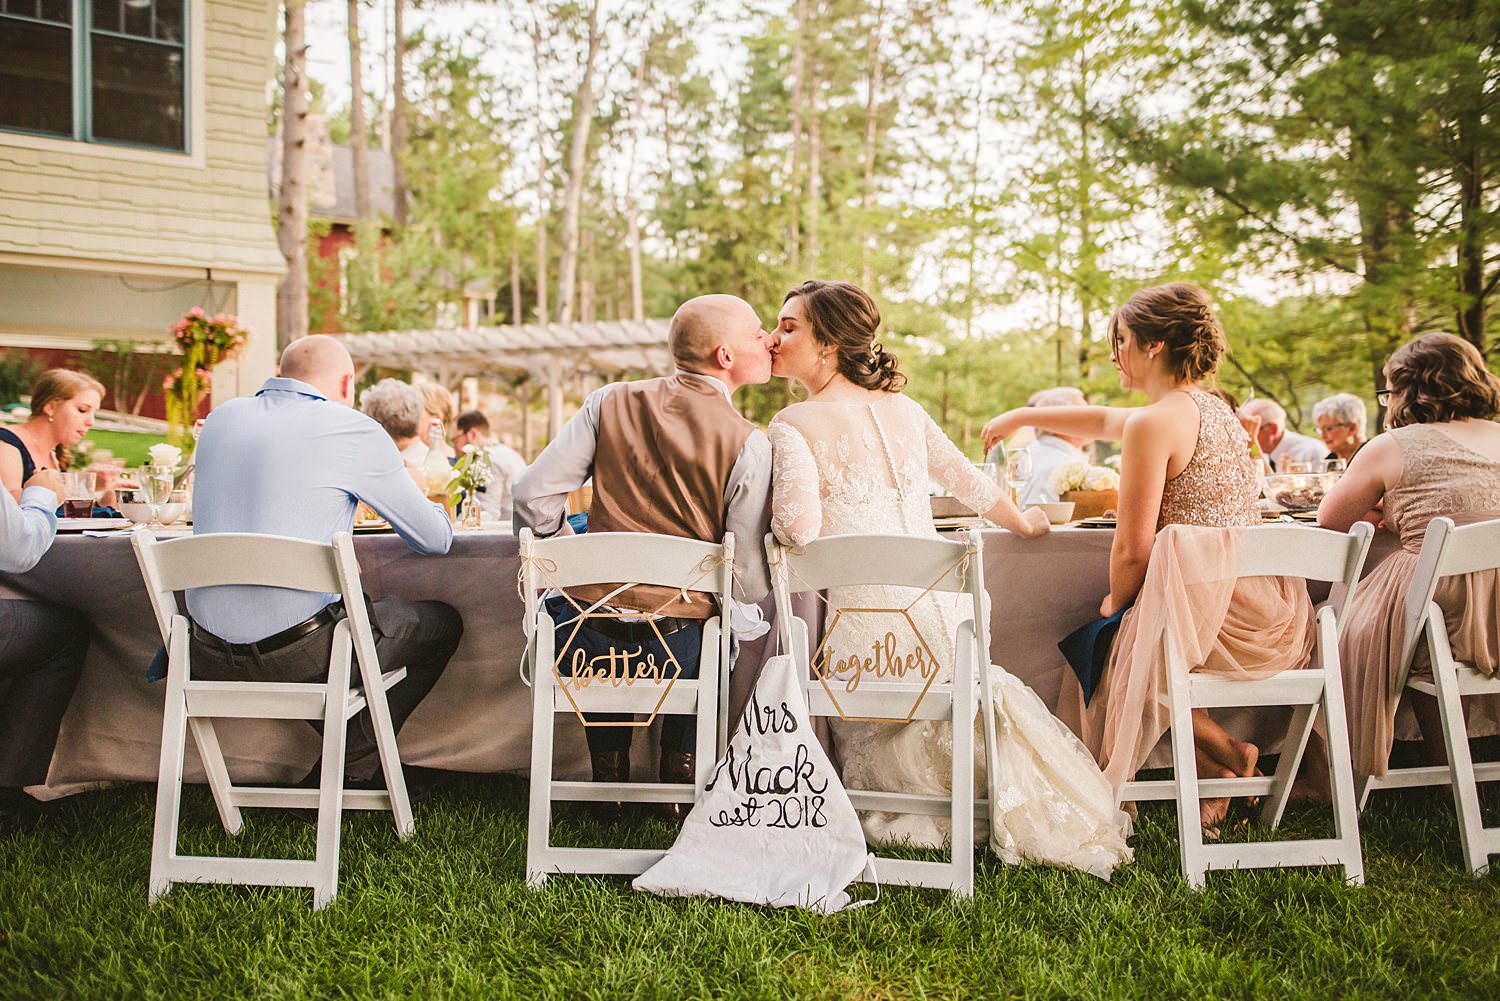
[1376,388,1394,403]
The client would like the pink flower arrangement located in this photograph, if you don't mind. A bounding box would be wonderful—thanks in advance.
[165,310,249,443]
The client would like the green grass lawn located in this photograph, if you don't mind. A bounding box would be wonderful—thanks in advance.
[2,773,1498,1000]
[82,429,160,467]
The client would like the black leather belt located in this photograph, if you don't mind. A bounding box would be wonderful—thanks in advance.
[582,615,695,643]
[192,603,342,656]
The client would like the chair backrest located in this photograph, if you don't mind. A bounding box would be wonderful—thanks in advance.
[1397,517,1500,675]
[1236,521,1375,625]
[765,529,988,680]
[131,530,365,647]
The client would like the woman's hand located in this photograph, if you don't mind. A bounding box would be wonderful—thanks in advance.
[981,410,1028,454]
[1015,506,1051,539]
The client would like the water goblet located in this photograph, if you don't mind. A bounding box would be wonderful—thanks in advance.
[141,466,175,529]
[1005,449,1033,505]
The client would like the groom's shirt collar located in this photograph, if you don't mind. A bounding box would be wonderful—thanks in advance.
[674,369,732,402]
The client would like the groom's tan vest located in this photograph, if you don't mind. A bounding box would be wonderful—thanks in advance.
[572,373,755,619]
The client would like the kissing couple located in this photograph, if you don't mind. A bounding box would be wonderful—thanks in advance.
[514,279,1131,878]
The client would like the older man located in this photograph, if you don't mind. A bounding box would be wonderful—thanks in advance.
[514,294,774,821]
[1015,386,1094,506]
[0,466,86,831]
[1239,397,1326,472]
[188,335,463,787]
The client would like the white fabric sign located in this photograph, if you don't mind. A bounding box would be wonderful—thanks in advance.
[633,654,874,914]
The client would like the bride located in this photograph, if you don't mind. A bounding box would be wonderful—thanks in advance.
[767,279,1132,879]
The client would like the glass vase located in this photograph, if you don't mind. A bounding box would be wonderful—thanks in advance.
[460,492,484,529]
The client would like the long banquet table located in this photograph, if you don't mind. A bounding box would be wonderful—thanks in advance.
[0,525,1394,797]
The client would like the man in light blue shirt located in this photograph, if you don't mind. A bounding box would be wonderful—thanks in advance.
[0,467,88,829]
[187,335,462,785]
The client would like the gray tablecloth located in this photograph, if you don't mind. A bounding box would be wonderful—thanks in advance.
[0,525,1395,796]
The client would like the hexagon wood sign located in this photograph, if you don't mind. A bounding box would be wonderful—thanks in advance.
[552,611,683,728]
[810,607,943,723]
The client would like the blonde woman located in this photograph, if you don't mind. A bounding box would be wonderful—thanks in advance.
[0,369,104,501]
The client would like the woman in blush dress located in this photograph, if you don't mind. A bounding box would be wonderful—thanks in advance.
[768,279,1131,879]
[983,283,1314,831]
[1318,333,1500,784]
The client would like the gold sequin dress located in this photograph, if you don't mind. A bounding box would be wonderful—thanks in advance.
[1058,391,1315,784]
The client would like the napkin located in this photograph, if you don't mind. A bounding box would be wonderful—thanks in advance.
[1057,603,1131,706]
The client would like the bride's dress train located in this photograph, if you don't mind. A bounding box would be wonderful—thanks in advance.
[769,394,1131,879]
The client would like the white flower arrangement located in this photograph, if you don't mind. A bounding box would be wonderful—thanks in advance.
[147,442,183,469]
[1049,460,1121,496]
[451,443,495,493]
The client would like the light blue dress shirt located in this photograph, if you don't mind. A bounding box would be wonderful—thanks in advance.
[187,377,453,643]
[1018,436,1088,507]
[0,485,59,574]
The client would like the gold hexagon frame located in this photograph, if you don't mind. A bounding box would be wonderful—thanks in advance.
[811,607,943,723]
[551,609,684,728]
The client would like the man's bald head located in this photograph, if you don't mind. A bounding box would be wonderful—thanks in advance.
[279,335,356,405]
[669,295,752,368]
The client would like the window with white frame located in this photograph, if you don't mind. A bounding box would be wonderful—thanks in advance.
[0,0,187,153]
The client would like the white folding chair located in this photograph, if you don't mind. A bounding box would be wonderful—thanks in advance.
[767,529,987,898]
[520,528,734,887]
[132,530,414,910]
[1358,516,1500,874]
[1119,521,1374,888]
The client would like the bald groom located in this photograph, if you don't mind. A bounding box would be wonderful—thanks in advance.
[513,294,775,821]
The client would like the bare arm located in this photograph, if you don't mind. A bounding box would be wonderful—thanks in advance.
[983,405,1132,454]
[1317,433,1398,532]
[0,445,24,502]
[1103,409,1173,616]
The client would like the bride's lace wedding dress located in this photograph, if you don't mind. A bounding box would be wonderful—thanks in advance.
[768,393,1131,879]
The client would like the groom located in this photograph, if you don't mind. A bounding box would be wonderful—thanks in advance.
[512,294,774,821]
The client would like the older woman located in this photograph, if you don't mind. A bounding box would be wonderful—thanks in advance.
[359,379,428,484]
[0,369,104,501]
[1319,333,1500,782]
[1313,392,1368,465]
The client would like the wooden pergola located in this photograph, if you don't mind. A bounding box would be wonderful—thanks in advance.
[333,319,674,448]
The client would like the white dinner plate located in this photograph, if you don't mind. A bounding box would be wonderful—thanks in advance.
[56,517,132,532]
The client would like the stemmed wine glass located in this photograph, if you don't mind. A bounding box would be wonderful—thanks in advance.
[1005,449,1033,505]
[141,465,175,529]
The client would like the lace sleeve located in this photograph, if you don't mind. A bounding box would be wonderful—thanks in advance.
[922,407,1002,516]
[768,418,822,547]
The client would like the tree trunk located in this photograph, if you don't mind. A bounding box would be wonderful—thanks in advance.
[580,227,597,323]
[510,247,522,325]
[390,0,409,225]
[347,0,371,221]
[1456,100,1486,350]
[788,0,808,275]
[625,47,648,323]
[556,0,604,324]
[805,75,822,277]
[859,0,885,290]
[531,17,549,323]
[276,1,311,347]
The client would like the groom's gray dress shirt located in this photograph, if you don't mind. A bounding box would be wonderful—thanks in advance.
[513,372,774,607]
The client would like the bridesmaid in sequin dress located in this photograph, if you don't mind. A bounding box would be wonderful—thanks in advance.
[983,284,1314,829]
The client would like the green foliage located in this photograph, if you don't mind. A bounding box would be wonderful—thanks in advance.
[0,349,45,407]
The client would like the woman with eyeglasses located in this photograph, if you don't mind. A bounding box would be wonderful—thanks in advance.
[1318,333,1500,790]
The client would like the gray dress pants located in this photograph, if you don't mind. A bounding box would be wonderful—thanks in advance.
[0,599,88,788]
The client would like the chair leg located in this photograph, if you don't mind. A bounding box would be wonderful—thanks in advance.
[312,637,354,910]
[148,628,192,904]
[1166,645,1206,888]
[351,629,414,840]
[1318,632,1365,885]
[526,674,557,890]
[950,663,976,899]
[1430,624,1492,876]
[1261,703,1316,830]
[187,717,243,836]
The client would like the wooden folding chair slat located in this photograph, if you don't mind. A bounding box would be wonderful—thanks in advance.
[1117,522,1373,888]
[1359,517,1500,874]
[768,529,986,898]
[132,530,416,911]
[520,529,736,887]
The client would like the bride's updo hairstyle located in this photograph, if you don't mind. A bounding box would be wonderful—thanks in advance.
[785,279,906,392]
[1108,282,1227,383]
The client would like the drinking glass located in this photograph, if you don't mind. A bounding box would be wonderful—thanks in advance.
[61,470,97,519]
[1005,449,1033,504]
[141,466,175,529]
[1322,457,1347,474]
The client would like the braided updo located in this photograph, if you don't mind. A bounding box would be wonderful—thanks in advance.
[784,280,906,392]
[1108,282,1226,383]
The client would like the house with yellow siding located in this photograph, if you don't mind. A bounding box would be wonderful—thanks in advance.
[0,0,282,402]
